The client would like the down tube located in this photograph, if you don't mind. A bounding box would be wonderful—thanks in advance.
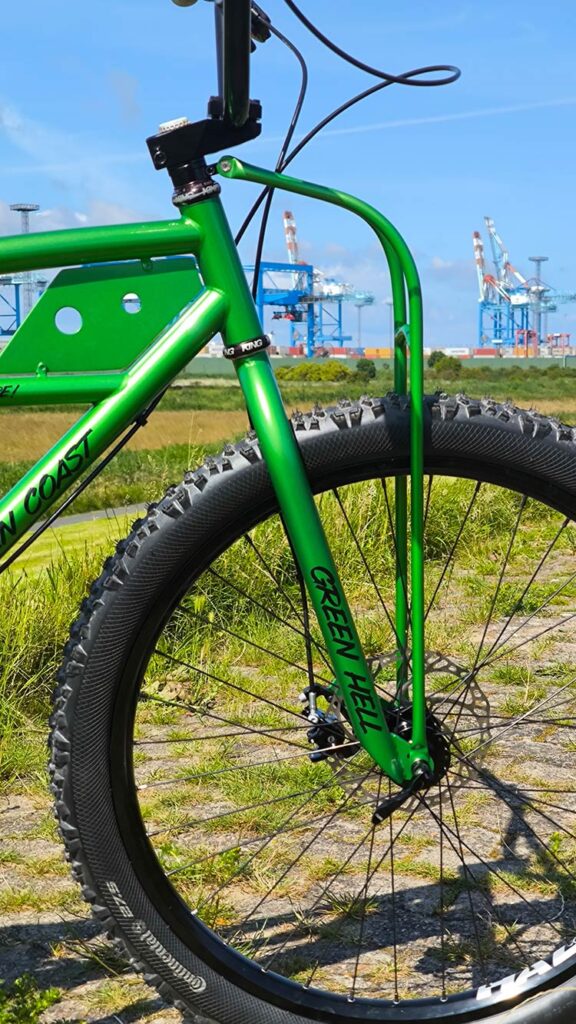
[0,288,226,561]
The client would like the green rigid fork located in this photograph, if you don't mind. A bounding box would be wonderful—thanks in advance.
[0,158,428,787]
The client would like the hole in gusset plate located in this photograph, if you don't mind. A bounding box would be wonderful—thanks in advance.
[54,307,83,335]
[122,293,142,314]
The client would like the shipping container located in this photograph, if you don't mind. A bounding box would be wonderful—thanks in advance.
[364,347,392,358]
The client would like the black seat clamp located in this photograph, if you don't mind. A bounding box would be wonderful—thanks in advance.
[223,335,271,360]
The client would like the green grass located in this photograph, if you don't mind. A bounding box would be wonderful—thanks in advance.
[0,538,121,783]
[2,365,576,519]
[176,365,576,424]
[0,884,83,914]
[51,933,130,977]
[320,890,379,920]
[0,442,213,518]
[0,975,61,1024]
[82,976,152,1017]
[0,849,25,866]
[2,403,575,1005]
[0,445,572,863]
[0,472,555,791]
[161,365,576,414]
[5,515,134,578]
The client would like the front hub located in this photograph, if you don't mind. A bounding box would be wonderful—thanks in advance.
[300,651,490,824]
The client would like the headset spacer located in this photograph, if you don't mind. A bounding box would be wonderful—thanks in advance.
[223,335,271,360]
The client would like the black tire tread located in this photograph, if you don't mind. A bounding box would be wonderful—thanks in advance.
[49,393,576,1024]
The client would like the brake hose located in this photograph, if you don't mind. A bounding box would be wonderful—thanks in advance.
[236,0,461,296]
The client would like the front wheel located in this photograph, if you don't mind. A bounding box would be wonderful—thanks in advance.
[51,394,576,1024]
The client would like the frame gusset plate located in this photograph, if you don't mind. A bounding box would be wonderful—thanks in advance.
[0,257,202,374]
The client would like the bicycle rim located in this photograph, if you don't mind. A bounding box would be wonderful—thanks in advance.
[110,460,576,1020]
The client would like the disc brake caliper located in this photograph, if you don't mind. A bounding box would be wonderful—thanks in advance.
[299,684,360,763]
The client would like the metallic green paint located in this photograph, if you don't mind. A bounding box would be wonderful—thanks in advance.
[0,374,123,406]
[183,193,411,781]
[182,196,263,345]
[0,171,430,783]
[0,218,202,274]
[235,350,407,784]
[0,258,202,375]
[218,157,430,767]
[0,286,226,555]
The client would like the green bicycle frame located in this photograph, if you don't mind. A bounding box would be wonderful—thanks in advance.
[0,159,427,786]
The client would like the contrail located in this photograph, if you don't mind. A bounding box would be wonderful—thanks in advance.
[314,96,576,139]
[259,96,576,147]
[3,96,575,172]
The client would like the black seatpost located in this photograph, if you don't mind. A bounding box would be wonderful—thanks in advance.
[221,0,252,127]
[214,1,224,99]
[148,0,262,189]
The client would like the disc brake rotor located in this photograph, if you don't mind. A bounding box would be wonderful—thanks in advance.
[306,650,492,811]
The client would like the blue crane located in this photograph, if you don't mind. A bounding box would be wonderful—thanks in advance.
[247,210,374,357]
[473,217,576,353]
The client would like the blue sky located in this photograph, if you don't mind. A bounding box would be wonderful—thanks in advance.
[1,0,575,348]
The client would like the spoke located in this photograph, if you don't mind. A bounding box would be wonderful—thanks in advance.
[233,772,373,942]
[430,784,531,969]
[437,677,475,719]
[415,793,564,939]
[496,793,576,817]
[477,561,576,670]
[350,773,383,1000]
[471,495,527,674]
[380,477,411,631]
[332,487,400,645]
[134,724,309,746]
[291,823,379,990]
[165,763,362,879]
[456,701,576,736]
[475,557,576,667]
[293,543,322,688]
[265,796,423,986]
[155,648,306,724]
[389,781,399,1002]
[140,693,309,753]
[423,473,434,535]
[147,774,363,840]
[450,773,576,810]
[438,781,447,999]
[480,517,569,664]
[445,775,488,982]
[458,677,576,759]
[302,797,424,994]
[184,608,332,683]
[191,763,360,907]
[437,675,478,749]
[454,754,576,847]
[244,532,327,653]
[208,566,331,671]
[427,676,475,718]
[137,740,361,791]
[456,719,576,738]
[480,610,576,671]
[425,481,482,620]
[119,461,576,1006]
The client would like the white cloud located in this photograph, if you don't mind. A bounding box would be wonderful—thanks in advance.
[0,198,143,238]
[429,256,475,287]
[0,99,144,203]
